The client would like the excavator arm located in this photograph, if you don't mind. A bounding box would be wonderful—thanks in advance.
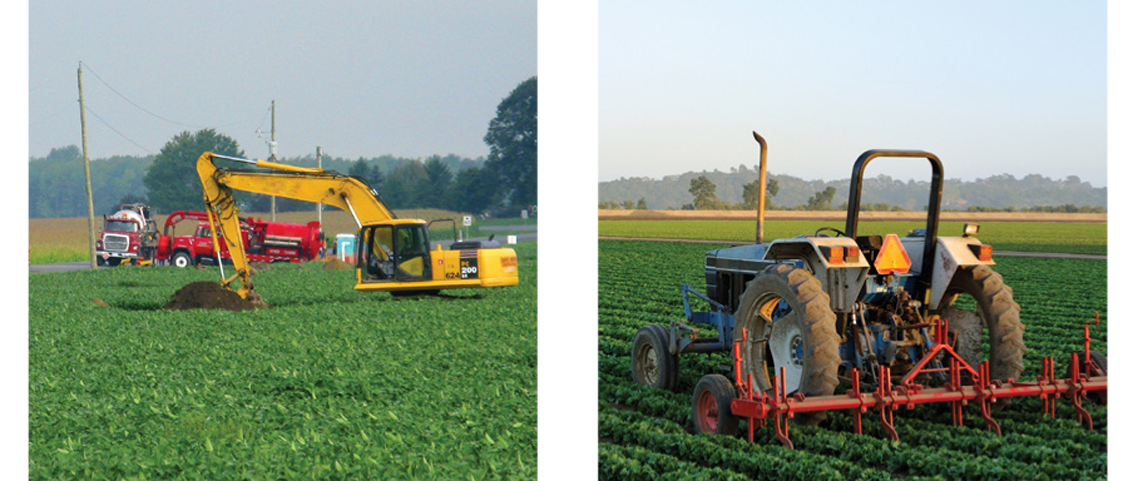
[196,151,396,303]
[196,150,518,303]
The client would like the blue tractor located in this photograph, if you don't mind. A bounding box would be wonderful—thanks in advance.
[629,147,1027,434]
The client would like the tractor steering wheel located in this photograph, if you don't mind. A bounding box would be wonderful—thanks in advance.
[815,227,848,238]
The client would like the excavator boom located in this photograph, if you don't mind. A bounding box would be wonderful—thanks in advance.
[195,151,518,303]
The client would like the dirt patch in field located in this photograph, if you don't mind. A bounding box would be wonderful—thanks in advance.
[163,281,263,311]
[322,259,353,271]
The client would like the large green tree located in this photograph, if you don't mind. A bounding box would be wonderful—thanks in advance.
[423,156,454,209]
[806,186,837,211]
[143,129,244,213]
[484,76,537,211]
[449,167,499,215]
[689,176,719,210]
[742,178,779,210]
[380,160,429,209]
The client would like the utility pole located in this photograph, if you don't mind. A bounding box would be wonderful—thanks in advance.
[78,63,98,269]
[270,100,277,221]
[316,146,322,224]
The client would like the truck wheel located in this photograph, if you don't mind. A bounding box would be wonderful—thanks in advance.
[692,374,738,436]
[106,257,122,267]
[96,256,105,267]
[938,265,1025,384]
[171,252,194,268]
[734,263,840,426]
[630,324,679,391]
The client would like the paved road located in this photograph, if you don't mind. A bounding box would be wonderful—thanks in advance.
[480,224,538,232]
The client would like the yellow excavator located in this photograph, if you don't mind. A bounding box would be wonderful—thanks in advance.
[195,151,519,306]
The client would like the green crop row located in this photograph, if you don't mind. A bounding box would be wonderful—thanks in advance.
[30,243,538,480]
[597,239,1107,480]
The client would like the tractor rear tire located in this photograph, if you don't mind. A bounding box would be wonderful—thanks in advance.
[938,265,1026,384]
[630,324,679,391]
[1072,350,1107,404]
[692,374,738,436]
[734,263,840,426]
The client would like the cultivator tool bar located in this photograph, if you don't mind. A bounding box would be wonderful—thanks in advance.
[728,315,1107,449]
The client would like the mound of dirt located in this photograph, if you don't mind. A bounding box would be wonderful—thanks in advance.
[163,281,264,311]
[322,259,353,271]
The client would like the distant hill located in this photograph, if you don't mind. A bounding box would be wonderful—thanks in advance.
[599,166,1106,210]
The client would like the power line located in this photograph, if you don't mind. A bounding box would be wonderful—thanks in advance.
[80,61,204,129]
[83,104,155,155]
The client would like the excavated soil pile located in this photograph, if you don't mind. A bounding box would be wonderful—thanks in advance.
[322,259,352,271]
[163,282,261,311]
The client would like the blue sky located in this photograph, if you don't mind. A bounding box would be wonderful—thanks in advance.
[29,1,536,161]
[599,2,1107,187]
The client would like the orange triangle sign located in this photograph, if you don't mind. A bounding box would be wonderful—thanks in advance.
[874,234,911,275]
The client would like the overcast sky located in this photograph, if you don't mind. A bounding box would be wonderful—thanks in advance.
[600,2,1107,187]
[30,1,536,161]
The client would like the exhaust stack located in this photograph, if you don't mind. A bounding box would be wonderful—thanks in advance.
[753,131,768,244]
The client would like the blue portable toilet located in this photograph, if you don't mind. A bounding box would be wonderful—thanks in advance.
[336,234,357,264]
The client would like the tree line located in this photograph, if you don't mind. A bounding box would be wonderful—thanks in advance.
[30,77,537,219]
[600,164,1106,211]
[599,175,1105,213]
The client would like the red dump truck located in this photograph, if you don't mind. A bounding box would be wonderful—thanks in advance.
[154,211,324,267]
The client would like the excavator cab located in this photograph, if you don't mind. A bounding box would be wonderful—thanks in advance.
[359,222,432,282]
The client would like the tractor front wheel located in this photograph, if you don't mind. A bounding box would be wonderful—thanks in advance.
[630,324,679,391]
[692,374,738,436]
[734,263,840,426]
[938,265,1025,384]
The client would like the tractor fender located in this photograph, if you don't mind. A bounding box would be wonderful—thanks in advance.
[764,238,869,313]
[924,236,996,310]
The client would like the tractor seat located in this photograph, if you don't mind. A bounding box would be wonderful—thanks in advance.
[854,235,884,266]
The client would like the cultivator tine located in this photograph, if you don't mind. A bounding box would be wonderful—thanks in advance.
[773,367,794,449]
[849,368,865,435]
[1041,357,1056,418]
[875,366,899,441]
[948,359,964,427]
[975,362,1002,435]
[1070,352,1094,430]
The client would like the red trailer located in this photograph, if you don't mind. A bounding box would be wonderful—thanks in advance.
[154,211,324,267]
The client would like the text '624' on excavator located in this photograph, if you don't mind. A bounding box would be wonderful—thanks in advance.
[196,151,519,306]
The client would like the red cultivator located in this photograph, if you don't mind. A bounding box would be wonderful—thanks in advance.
[713,315,1108,449]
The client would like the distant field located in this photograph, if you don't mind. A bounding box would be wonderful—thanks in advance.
[30,209,531,264]
[599,219,1107,255]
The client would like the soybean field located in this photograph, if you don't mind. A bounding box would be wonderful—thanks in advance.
[30,242,537,480]
[598,239,1107,480]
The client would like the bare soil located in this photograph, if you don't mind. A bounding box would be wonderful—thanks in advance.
[322,259,353,271]
[163,281,263,311]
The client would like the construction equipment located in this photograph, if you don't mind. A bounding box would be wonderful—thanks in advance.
[154,210,324,267]
[95,203,159,266]
[628,135,1106,444]
[195,152,519,305]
